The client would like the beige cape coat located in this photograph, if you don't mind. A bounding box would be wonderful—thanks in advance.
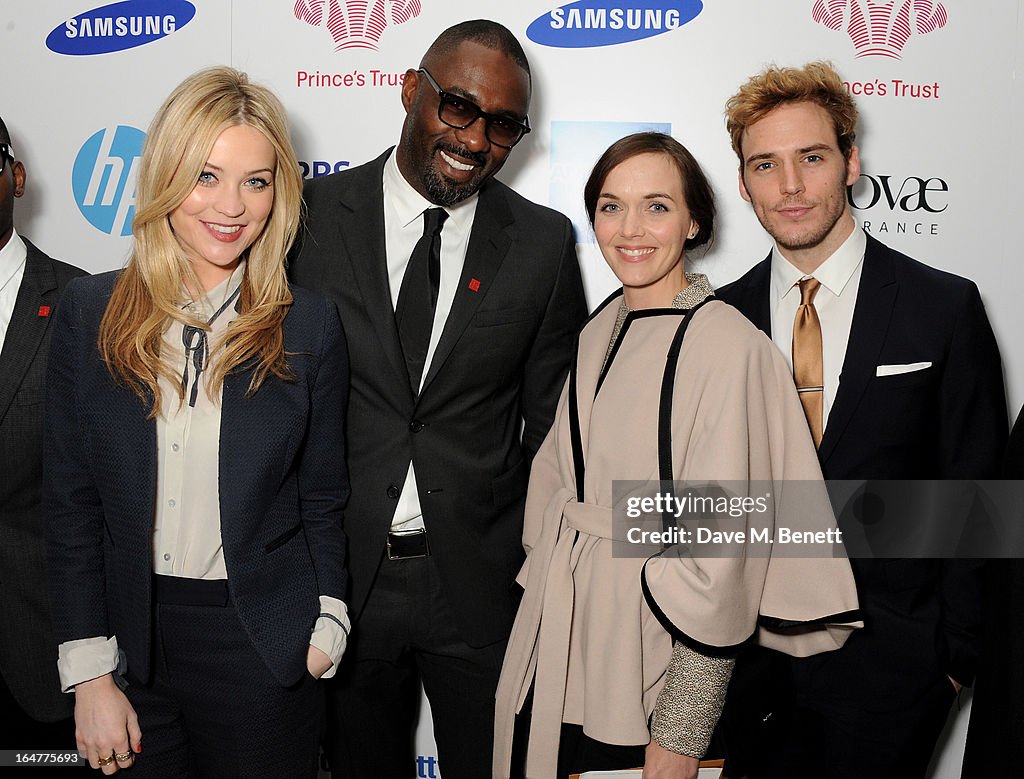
[493,295,861,778]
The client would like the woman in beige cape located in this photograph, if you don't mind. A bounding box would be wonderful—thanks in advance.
[494,133,861,779]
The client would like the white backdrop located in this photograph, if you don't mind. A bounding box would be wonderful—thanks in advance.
[4,2,1021,776]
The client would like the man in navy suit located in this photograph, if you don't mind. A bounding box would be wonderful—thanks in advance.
[290,19,587,779]
[716,62,1006,779]
[0,115,86,749]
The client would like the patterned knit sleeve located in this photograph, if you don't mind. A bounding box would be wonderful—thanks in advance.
[650,641,735,758]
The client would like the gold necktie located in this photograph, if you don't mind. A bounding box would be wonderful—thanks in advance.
[793,277,824,447]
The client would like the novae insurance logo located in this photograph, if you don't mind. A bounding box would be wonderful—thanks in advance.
[46,0,195,56]
[812,0,947,59]
[72,126,145,237]
[294,0,423,51]
[527,0,703,48]
[848,171,948,237]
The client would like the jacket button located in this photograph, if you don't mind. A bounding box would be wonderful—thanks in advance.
[386,485,400,499]
[409,420,423,433]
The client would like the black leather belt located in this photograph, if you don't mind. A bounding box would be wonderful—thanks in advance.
[386,529,430,560]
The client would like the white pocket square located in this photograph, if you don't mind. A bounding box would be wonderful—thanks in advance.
[876,361,932,377]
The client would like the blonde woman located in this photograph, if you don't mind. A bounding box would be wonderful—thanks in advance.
[45,67,349,776]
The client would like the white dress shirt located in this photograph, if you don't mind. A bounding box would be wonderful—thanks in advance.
[382,150,479,534]
[0,230,28,352]
[769,226,867,430]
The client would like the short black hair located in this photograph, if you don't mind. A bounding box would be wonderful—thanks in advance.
[422,19,531,83]
[0,116,10,146]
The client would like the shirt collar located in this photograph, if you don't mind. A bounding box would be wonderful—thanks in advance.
[771,224,866,300]
[183,259,247,320]
[0,229,28,294]
[382,149,477,232]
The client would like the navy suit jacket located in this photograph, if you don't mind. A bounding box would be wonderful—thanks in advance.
[0,239,85,721]
[290,150,588,647]
[44,272,349,687]
[718,232,1007,695]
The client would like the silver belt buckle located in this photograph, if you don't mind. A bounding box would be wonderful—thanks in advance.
[386,529,429,560]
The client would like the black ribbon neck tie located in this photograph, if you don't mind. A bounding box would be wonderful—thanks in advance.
[181,284,242,407]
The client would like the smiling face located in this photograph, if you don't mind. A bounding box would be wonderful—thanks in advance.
[169,124,276,291]
[738,101,860,273]
[594,152,697,310]
[396,40,530,206]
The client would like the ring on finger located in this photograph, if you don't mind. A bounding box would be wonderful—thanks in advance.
[97,754,115,766]
[115,751,133,762]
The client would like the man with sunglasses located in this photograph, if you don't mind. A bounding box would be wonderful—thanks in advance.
[290,19,587,779]
[0,116,86,751]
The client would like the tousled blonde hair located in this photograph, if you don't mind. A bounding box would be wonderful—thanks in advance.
[725,61,858,166]
[99,66,302,415]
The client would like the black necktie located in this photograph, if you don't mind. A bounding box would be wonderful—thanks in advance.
[395,207,448,393]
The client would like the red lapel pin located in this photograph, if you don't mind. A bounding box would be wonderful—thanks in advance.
[38,305,51,317]
[468,278,481,293]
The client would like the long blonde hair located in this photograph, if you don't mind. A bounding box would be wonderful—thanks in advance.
[99,66,303,415]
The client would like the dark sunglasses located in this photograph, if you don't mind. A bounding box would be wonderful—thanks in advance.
[0,143,14,174]
[417,68,531,150]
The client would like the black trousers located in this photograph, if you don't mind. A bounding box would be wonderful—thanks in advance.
[756,670,956,779]
[124,576,321,778]
[325,553,506,779]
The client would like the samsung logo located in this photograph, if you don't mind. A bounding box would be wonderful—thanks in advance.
[528,1,702,48]
[47,0,196,56]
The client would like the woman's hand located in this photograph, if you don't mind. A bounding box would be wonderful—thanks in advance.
[74,674,141,773]
[306,644,333,679]
[643,740,699,779]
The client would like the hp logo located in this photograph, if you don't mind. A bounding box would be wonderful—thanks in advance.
[72,125,145,236]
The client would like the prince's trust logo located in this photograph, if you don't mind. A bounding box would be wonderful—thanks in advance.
[812,0,948,58]
[293,0,423,51]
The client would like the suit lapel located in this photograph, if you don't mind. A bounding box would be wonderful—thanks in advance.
[419,182,514,394]
[217,360,300,545]
[0,243,56,426]
[218,367,252,547]
[336,153,409,391]
[818,236,897,463]
[730,254,773,337]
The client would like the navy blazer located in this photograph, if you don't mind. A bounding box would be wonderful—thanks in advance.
[718,232,1007,694]
[291,150,588,646]
[44,272,349,688]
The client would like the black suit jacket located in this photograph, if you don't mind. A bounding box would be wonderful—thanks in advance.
[0,239,85,721]
[290,150,587,646]
[718,232,1007,698]
[962,407,1024,777]
[44,272,349,688]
